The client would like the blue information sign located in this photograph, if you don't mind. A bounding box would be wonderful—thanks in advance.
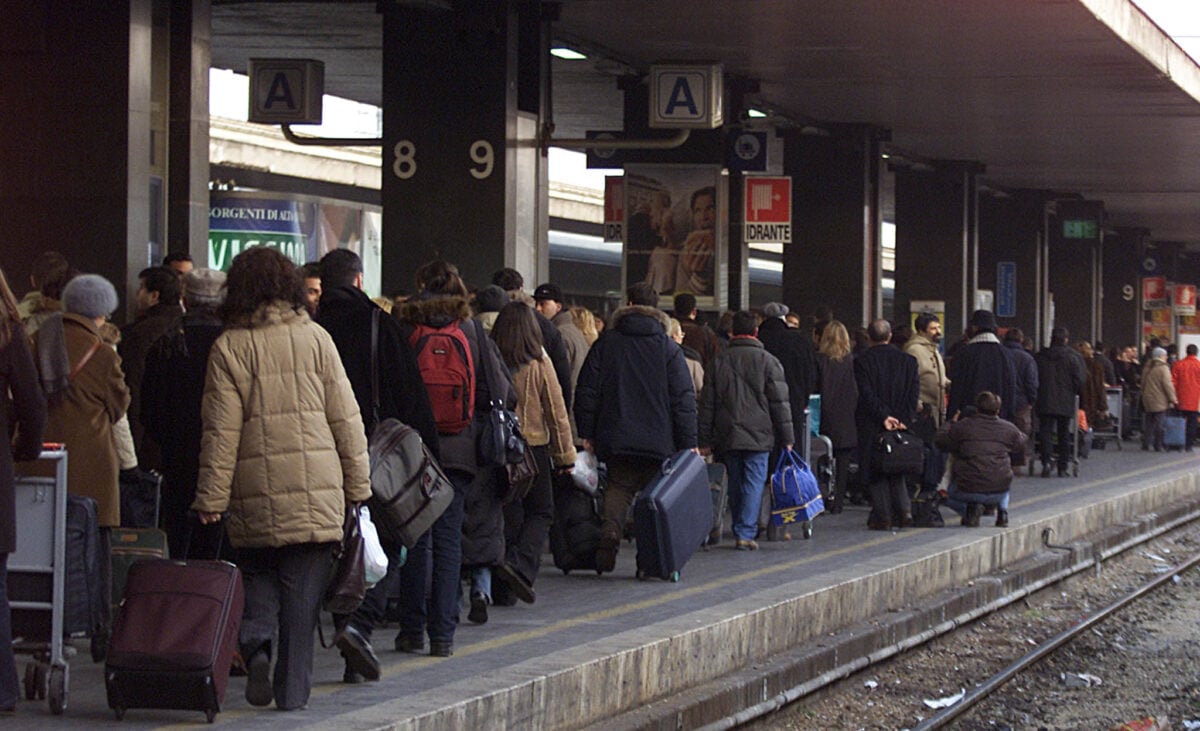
[996,262,1016,318]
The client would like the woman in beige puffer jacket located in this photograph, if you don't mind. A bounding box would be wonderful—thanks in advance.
[193,247,369,711]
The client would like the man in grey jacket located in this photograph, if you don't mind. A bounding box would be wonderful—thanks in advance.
[698,311,794,550]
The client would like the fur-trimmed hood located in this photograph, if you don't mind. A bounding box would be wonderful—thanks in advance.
[398,294,472,328]
[610,304,670,334]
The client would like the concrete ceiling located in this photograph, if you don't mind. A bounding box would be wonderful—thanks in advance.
[211,0,1200,244]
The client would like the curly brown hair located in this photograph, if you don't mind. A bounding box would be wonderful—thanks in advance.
[219,247,306,325]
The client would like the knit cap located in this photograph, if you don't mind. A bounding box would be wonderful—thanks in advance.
[62,274,119,319]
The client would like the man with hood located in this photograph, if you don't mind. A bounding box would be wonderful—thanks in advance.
[1034,327,1087,476]
[947,309,1017,422]
[574,282,697,573]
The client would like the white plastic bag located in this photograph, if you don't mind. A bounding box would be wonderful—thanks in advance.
[571,451,601,495]
[360,505,389,588]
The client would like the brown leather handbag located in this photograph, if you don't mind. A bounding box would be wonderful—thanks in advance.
[323,505,366,615]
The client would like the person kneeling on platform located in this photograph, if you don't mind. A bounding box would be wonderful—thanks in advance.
[934,391,1026,528]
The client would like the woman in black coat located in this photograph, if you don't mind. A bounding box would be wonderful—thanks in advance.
[816,320,858,512]
[0,266,47,711]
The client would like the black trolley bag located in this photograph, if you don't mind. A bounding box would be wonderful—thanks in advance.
[549,472,606,574]
[633,450,712,582]
[105,559,245,723]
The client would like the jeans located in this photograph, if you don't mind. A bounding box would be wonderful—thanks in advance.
[471,566,492,601]
[398,469,469,645]
[0,555,16,710]
[942,484,1010,517]
[238,542,335,710]
[725,450,769,541]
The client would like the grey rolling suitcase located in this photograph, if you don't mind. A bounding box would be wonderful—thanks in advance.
[634,450,712,582]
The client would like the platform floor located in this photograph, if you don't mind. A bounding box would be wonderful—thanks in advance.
[10,442,1199,730]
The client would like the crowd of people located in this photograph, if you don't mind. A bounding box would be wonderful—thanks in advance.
[1,246,1196,715]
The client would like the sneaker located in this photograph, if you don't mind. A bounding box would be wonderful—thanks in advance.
[735,539,759,551]
[429,641,453,657]
[394,633,425,654]
[468,593,489,625]
[335,625,380,682]
[245,651,273,707]
[494,563,536,604]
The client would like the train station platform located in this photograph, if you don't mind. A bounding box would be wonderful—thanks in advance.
[12,444,1200,730]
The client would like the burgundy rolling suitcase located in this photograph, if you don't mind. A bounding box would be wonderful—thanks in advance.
[105,559,244,723]
[634,450,712,582]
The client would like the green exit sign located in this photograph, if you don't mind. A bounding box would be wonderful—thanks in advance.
[1062,219,1098,239]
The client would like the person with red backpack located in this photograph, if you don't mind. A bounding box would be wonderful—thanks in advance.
[392,260,514,657]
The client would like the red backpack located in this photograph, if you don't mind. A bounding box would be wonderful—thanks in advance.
[409,321,475,434]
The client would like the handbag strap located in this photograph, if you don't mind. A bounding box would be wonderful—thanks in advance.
[68,339,103,381]
[370,308,380,429]
[471,318,502,410]
[318,504,363,649]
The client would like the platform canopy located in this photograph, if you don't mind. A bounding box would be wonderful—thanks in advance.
[211,0,1200,244]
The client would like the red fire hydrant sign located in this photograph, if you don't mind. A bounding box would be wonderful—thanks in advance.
[743,176,792,244]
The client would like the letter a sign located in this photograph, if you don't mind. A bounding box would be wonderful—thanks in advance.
[248,59,325,124]
[649,64,724,129]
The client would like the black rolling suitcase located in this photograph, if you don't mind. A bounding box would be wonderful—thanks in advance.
[634,450,711,582]
[549,474,606,574]
[63,494,106,639]
[105,559,244,723]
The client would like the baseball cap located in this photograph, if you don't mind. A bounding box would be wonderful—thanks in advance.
[533,283,563,303]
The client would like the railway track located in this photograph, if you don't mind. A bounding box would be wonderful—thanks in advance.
[742,513,1200,731]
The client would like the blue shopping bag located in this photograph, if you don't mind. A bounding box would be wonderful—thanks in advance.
[770,449,824,526]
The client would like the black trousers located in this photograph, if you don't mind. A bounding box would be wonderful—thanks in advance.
[1038,414,1073,468]
[502,445,555,586]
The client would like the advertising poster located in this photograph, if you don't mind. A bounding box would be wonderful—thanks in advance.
[604,176,624,243]
[208,192,382,295]
[623,165,726,309]
[1173,284,1196,317]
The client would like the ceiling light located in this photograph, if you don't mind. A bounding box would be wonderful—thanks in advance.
[551,47,587,60]
[746,108,767,118]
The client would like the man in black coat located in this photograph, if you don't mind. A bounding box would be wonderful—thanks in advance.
[854,319,920,530]
[757,302,817,445]
[1034,326,1086,477]
[120,265,184,468]
[316,248,440,684]
[947,309,1018,422]
[575,282,697,572]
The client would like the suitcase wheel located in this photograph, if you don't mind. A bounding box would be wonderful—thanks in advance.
[48,664,66,715]
[668,571,680,583]
[801,522,814,540]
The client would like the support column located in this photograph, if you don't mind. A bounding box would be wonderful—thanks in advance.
[978,190,1046,339]
[1047,199,1104,343]
[781,126,882,327]
[380,0,546,294]
[168,0,211,265]
[1104,227,1147,351]
[893,162,980,340]
[0,1,154,321]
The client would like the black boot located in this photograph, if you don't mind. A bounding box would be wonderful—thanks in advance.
[1041,463,1052,478]
[963,503,983,527]
[995,509,1009,528]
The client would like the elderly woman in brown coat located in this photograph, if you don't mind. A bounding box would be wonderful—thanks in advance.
[32,273,129,656]
[193,247,369,711]
[0,266,47,712]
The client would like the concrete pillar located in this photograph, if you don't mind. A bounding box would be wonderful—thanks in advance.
[1103,227,1146,351]
[1048,200,1104,344]
[893,162,980,341]
[978,190,1045,341]
[781,126,883,328]
[380,0,547,294]
[0,1,154,321]
[168,0,211,266]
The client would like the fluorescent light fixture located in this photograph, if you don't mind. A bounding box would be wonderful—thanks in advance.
[551,47,587,60]
[746,108,767,118]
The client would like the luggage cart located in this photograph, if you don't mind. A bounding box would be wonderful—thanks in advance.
[1092,386,1123,450]
[7,447,71,714]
